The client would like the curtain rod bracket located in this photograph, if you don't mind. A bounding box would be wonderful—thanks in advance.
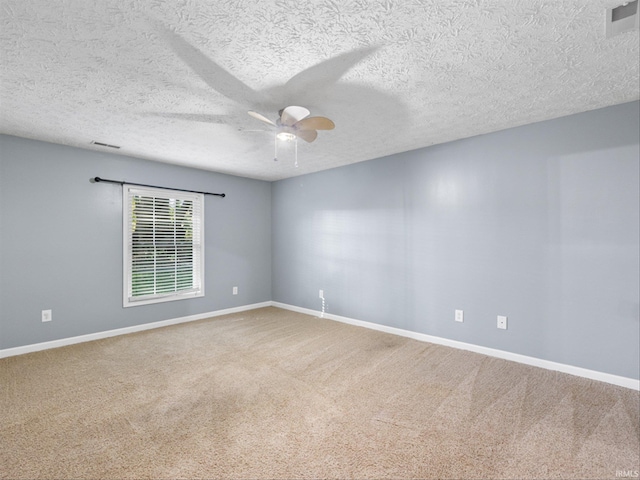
[93,177,225,198]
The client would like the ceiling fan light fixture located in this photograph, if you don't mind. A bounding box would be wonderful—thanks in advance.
[251,106,333,168]
[276,131,296,141]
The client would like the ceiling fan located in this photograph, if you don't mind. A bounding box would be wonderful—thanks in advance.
[248,106,335,143]
[156,24,378,165]
[248,106,335,165]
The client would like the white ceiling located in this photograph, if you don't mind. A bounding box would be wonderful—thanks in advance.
[1,1,639,181]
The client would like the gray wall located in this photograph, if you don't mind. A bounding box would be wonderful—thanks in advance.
[2,102,639,380]
[272,101,640,379]
[0,135,272,349]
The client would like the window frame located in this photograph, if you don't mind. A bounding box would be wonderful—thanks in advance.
[122,185,205,308]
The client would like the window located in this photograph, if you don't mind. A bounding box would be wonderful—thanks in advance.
[123,185,204,307]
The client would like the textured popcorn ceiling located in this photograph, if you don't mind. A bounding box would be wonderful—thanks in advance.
[1,1,639,181]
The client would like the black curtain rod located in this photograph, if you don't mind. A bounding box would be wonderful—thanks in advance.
[93,177,225,198]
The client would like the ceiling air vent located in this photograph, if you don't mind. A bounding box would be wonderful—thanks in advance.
[606,0,639,38]
[91,141,121,149]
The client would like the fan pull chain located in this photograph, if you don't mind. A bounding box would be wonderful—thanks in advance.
[294,137,298,168]
[274,134,278,161]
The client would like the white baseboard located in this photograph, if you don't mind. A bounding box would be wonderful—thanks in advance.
[3,300,638,391]
[0,301,272,359]
[272,302,640,391]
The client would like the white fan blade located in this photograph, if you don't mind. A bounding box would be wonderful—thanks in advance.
[280,106,310,126]
[295,116,335,131]
[248,111,276,126]
[296,130,318,143]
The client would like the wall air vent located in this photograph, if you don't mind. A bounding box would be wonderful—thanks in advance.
[606,0,639,38]
[91,141,121,149]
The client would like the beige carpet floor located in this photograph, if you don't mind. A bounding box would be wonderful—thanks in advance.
[1,307,638,479]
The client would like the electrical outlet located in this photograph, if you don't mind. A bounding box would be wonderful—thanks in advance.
[497,315,508,330]
[42,309,52,322]
[455,309,464,323]
[319,289,324,299]
[232,286,238,295]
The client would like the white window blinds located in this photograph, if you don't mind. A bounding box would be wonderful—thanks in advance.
[123,185,204,307]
